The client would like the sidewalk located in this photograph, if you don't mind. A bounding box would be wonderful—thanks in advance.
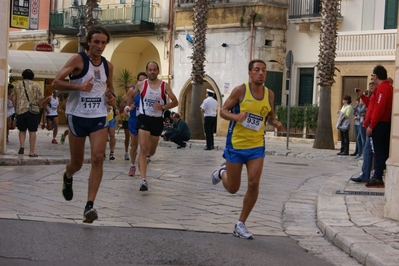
[2,127,399,265]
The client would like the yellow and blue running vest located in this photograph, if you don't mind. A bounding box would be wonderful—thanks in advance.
[226,82,272,150]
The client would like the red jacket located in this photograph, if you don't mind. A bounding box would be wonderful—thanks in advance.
[368,80,393,130]
[363,93,375,128]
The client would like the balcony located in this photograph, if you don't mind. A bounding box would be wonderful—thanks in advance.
[336,30,397,62]
[288,0,342,32]
[50,2,157,36]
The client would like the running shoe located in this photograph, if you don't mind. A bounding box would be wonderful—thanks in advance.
[109,153,115,160]
[62,171,73,201]
[60,133,65,145]
[52,139,58,144]
[211,163,226,185]
[83,206,98,224]
[139,179,148,191]
[124,152,130,161]
[233,223,253,239]
[128,165,136,176]
[146,156,151,164]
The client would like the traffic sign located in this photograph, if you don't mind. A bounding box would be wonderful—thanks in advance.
[34,43,53,52]
[11,0,39,30]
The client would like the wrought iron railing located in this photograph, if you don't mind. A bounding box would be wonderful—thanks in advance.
[50,1,156,29]
[288,0,341,19]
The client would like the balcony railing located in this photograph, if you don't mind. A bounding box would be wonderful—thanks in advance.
[50,2,156,30]
[336,30,397,61]
[288,0,341,19]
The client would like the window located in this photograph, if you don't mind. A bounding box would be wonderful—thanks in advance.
[384,0,398,29]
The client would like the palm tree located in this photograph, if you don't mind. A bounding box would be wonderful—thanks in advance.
[313,0,339,149]
[85,0,99,30]
[187,0,208,139]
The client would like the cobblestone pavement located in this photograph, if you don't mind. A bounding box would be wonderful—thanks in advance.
[1,127,398,265]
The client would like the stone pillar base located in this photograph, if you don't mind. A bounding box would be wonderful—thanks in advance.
[384,159,399,220]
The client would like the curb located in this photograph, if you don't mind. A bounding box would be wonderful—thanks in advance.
[317,171,399,266]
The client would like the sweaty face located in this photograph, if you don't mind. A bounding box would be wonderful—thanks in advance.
[146,63,159,81]
[88,33,108,57]
[249,62,267,86]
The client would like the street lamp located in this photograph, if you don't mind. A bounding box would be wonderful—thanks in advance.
[69,0,102,53]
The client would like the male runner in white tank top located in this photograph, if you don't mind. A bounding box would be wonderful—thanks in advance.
[52,25,116,224]
[121,62,178,191]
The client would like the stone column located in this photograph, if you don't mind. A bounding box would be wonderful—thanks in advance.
[384,19,399,220]
[0,1,10,154]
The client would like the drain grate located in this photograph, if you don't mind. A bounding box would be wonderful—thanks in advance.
[275,162,309,166]
[336,190,384,196]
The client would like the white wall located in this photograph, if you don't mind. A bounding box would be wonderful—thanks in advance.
[172,30,251,97]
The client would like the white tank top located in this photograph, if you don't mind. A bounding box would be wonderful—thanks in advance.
[47,96,59,116]
[66,53,108,118]
[138,79,166,117]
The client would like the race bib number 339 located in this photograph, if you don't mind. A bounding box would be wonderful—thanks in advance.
[242,112,263,131]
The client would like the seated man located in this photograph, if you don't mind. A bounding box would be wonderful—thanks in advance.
[165,113,191,148]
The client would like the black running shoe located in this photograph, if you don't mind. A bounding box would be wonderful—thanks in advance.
[83,206,98,224]
[62,171,73,201]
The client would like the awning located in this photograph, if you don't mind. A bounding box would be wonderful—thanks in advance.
[8,50,74,79]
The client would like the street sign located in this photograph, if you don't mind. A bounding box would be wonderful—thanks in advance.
[286,50,294,70]
[10,0,39,30]
[34,43,53,52]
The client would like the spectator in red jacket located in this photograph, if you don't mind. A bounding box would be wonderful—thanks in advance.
[364,65,393,188]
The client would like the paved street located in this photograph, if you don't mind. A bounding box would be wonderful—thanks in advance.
[0,128,398,265]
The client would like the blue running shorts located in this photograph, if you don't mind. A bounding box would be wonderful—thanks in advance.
[67,115,108,137]
[223,146,265,164]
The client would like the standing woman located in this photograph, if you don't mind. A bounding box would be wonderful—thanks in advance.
[12,69,44,157]
[337,95,353,155]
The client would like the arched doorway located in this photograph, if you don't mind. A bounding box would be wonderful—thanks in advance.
[179,75,222,135]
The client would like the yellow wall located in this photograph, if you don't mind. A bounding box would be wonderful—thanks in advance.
[175,5,287,29]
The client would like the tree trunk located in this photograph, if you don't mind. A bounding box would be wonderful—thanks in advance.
[187,0,208,139]
[313,86,335,149]
[188,83,205,139]
[313,0,339,149]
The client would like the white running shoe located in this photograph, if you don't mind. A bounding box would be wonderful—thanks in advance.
[211,163,226,185]
[233,222,253,239]
[124,153,130,161]
[139,179,148,191]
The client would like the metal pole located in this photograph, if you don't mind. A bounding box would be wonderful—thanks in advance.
[286,79,291,149]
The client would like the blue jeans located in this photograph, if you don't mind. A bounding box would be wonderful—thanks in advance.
[358,136,372,181]
[360,126,366,154]
[354,124,363,155]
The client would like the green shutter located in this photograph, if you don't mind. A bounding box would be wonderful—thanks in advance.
[384,0,398,29]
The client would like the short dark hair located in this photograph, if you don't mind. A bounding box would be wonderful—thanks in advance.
[81,25,111,51]
[8,84,14,90]
[373,65,388,80]
[22,69,34,80]
[146,61,159,71]
[173,113,180,119]
[343,95,352,104]
[136,71,147,80]
[248,59,266,71]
